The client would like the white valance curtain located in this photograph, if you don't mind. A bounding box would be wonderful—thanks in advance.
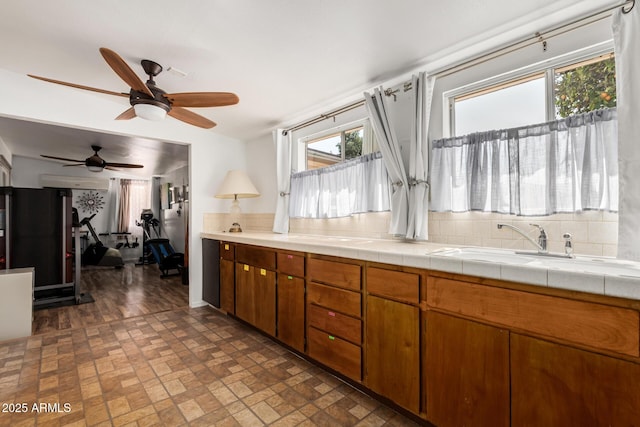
[273,129,292,233]
[430,108,618,216]
[289,151,390,218]
[364,72,435,239]
[613,6,640,261]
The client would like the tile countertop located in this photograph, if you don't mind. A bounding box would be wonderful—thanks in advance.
[201,231,640,302]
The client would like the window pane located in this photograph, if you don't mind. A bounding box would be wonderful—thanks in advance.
[344,127,363,160]
[307,134,341,170]
[554,56,616,118]
[454,77,546,135]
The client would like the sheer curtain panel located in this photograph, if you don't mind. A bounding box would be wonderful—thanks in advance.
[107,178,121,233]
[364,88,408,236]
[273,129,292,233]
[613,7,640,261]
[289,152,390,219]
[431,108,618,216]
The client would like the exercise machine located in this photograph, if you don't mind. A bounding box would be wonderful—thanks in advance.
[137,209,184,278]
[136,209,160,265]
[77,208,124,268]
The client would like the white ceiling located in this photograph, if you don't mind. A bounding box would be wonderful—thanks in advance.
[0,0,617,176]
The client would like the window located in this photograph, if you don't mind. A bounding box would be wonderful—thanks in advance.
[118,179,150,235]
[434,49,618,216]
[453,74,546,135]
[554,55,616,118]
[449,51,616,136]
[306,126,364,170]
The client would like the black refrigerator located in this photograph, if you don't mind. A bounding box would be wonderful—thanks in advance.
[1,187,74,305]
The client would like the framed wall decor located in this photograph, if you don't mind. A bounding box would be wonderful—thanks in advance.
[171,186,183,205]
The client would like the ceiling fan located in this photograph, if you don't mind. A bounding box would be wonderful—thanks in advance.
[28,47,239,129]
[41,145,144,172]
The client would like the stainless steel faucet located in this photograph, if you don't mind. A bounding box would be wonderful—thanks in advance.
[497,223,547,253]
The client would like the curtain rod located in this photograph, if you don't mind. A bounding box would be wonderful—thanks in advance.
[282,0,634,136]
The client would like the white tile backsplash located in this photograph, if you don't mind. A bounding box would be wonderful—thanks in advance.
[202,209,619,258]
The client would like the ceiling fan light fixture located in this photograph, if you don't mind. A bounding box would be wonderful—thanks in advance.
[87,165,104,172]
[133,103,168,121]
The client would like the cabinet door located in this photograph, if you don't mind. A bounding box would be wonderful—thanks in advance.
[511,333,640,426]
[235,263,276,336]
[425,311,510,427]
[235,263,256,325]
[220,258,234,313]
[366,295,419,413]
[254,268,276,336]
[277,273,305,352]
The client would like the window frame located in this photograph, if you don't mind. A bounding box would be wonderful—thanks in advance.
[298,119,368,171]
[443,41,615,138]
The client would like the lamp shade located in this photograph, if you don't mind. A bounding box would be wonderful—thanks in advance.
[215,170,260,199]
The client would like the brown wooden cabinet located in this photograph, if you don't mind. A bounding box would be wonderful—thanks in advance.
[220,258,235,314]
[425,311,510,427]
[210,241,640,425]
[365,267,421,414]
[219,241,235,314]
[277,251,306,352]
[235,245,276,336]
[511,333,640,426]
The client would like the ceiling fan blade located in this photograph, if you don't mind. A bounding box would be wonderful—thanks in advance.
[115,107,136,120]
[28,75,129,98]
[168,107,216,129]
[41,154,85,162]
[163,92,239,108]
[99,47,154,97]
[62,163,86,167]
[104,162,144,169]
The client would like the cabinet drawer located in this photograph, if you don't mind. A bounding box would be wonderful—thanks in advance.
[308,303,361,344]
[220,241,235,261]
[367,267,419,304]
[307,282,361,318]
[427,276,640,357]
[236,245,276,270]
[308,258,361,290]
[277,252,305,277]
[308,326,361,381]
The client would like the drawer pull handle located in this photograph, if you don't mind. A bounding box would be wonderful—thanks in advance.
[260,268,266,276]
[287,255,293,259]
[244,264,249,271]
[328,311,335,317]
[224,244,229,250]
[328,335,335,340]
[287,275,293,280]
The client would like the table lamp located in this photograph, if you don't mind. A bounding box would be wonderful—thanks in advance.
[215,170,260,232]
